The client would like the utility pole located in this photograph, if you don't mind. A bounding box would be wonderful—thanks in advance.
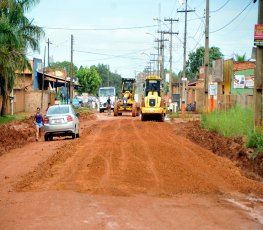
[41,46,46,109]
[47,38,52,67]
[204,0,209,111]
[154,40,160,75]
[157,31,169,80]
[164,18,179,99]
[150,53,158,74]
[254,0,263,129]
[178,0,195,107]
[70,34,73,105]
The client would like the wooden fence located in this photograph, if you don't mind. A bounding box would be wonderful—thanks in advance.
[218,94,254,111]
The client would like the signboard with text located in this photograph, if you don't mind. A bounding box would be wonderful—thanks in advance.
[254,24,263,46]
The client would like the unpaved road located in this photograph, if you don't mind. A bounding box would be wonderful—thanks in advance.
[1,113,263,230]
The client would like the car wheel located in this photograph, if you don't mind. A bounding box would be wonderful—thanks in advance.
[76,132,80,138]
[72,133,76,139]
[44,135,48,141]
[49,135,53,141]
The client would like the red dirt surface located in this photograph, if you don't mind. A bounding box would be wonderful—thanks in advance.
[173,120,263,181]
[0,112,263,229]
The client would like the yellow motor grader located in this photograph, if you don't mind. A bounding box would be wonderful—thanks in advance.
[140,75,166,122]
[114,78,139,117]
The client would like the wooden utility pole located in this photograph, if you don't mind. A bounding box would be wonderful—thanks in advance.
[178,0,195,106]
[164,18,179,99]
[254,0,263,129]
[204,0,210,111]
[70,34,73,105]
[41,46,46,109]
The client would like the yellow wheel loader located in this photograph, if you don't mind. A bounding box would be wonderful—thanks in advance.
[114,78,140,117]
[140,75,166,122]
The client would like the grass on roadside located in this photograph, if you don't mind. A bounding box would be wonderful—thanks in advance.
[0,115,27,125]
[75,107,94,113]
[201,106,263,159]
[201,106,254,137]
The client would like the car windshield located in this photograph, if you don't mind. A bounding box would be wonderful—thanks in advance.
[47,106,70,115]
[99,88,115,97]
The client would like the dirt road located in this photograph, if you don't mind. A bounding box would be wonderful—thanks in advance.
[1,113,263,229]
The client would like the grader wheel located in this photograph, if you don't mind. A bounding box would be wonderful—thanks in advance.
[132,103,137,117]
[114,102,118,116]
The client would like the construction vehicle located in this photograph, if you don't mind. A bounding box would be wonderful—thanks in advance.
[140,75,166,122]
[114,78,139,117]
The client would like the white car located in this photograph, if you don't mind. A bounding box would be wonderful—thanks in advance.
[44,105,80,141]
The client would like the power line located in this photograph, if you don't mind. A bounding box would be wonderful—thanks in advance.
[210,0,253,33]
[210,0,231,13]
[42,24,157,31]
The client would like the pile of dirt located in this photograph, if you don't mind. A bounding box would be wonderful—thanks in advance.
[0,118,35,156]
[173,120,263,180]
[0,111,95,156]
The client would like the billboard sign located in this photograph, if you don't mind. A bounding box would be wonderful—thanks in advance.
[233,75,254,89]
[254,24,263,46]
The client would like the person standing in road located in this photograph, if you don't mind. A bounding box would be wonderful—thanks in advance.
[45,102,51,113]
[35,107,43,141]
[107,96,111,115]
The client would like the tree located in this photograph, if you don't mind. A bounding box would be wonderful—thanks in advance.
[186,46,223,80]
[49,61,78,76]
[0,0,44,115]
[76,66,101,95]
[91,64,122,95]
[234,53,247,61]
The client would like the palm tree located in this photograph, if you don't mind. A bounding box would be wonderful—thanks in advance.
[0,0,44,115]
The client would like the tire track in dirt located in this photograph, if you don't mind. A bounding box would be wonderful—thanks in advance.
[130,120,162,194]
[15,114,263,197]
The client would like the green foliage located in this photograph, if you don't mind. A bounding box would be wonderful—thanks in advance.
[246,131,263,148]
[246,130,263,160]
[91,64,122,95]
[0,115,27,125]
[0,0,44,115]
[168,112,180,118]
[186,46,223,80]
[234,53,247,62]
[162,82,169,94]
[76,66,101,95]
[201,106,254,137]
[49,61,78,75]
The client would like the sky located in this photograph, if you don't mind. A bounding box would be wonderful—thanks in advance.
[26,0,259,78]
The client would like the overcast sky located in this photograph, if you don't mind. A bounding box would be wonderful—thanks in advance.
[26,0,259,78]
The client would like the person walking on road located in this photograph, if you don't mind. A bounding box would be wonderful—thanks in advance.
[34,107,43,141]
[107,96,111,115]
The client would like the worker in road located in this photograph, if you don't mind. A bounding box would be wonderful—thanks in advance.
[107,96,111,115]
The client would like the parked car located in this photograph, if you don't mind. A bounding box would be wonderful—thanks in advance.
[43,104,80,141]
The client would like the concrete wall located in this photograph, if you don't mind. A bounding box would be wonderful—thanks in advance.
[25,90,49,113]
